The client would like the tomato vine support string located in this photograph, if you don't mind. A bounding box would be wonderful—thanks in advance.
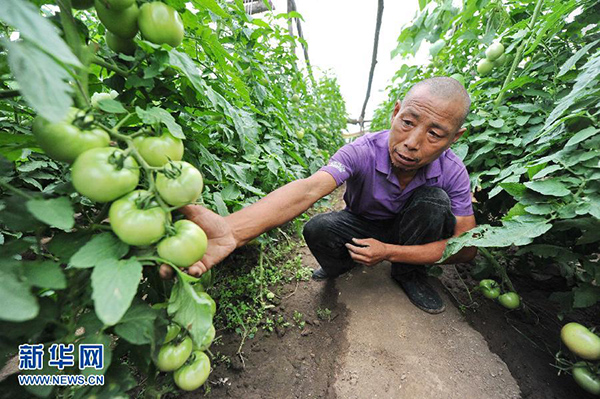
[494,0,545,106]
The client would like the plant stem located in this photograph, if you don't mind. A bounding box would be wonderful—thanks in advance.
[479,247,516,292]
[91,55,130,77]
[0,180,35,200]
[494,0,545,106]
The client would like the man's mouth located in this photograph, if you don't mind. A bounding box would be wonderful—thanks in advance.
[394,151,418,165]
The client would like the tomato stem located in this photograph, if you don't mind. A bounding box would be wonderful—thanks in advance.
[479,247,516,292]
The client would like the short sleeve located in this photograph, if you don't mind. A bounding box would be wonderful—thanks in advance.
[319,143,362,186]
[446,166,474,216]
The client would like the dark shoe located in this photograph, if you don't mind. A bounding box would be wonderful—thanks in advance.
[392,272,446,314]
[312,267,329,280]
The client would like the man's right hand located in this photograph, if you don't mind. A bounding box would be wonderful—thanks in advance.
[159,205,237,279]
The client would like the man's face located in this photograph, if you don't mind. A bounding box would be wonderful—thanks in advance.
[388,88,466,173]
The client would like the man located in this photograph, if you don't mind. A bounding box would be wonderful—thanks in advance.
[160,76,477,314]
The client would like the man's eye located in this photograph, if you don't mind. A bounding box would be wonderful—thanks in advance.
[403,120,412,126]
[429,131,440,138]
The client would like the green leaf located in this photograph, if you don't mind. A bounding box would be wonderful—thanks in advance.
[0,0,81,66]
[168,279,213,347]
[76,334,112,377]
[488,118,504,128]
[4,40,73,123]
[70,233,129,268]
[22,260,66,290]
[573,284,600,309]
[524,179,571,197]
[565,126,599,147]
[26,197,74,231]
[531,164,561,179]
[97,99,127,114]
[439,219,552,262]
[136,107,184,139]
[114,303,158,345]
[91,258,142,326]
[191,0,229,18]
[499,182,527,199]
[557,39,600,78]
[47,231,93,263]
[503,203,527,220]
[0,260,38,322]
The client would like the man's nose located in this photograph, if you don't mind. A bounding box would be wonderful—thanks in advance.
[403,129,422,151]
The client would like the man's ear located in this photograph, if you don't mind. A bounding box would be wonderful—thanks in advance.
[391,100,402,124]
[452,127,467,143]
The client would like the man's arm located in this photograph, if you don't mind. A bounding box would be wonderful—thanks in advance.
[345,215,477,267]
[226,171,338,247]
[384,214,477,264]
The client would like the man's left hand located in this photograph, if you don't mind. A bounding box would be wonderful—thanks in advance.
[345,238,388,266]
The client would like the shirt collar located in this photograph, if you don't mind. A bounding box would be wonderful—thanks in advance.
[375,130,443,180]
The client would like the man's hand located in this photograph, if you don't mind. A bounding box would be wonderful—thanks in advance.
[345,237,388,267]
[159,205,237,279]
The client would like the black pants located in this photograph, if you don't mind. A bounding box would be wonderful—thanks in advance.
[302,186,457,278]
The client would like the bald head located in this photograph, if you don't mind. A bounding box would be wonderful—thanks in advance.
[404,77,471,127]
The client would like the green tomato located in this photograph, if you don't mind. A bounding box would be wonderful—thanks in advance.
[477,58,494,76]
[561,323,600,360]
[33,111,110,163]
[573,362,600,395]
[497,292,520,309]
[291,93,300,103]
[71,147,139,202]
[493,53,507,68]
[97,0,135,11]
[155,161,203,207]
[156,336,193,372]
[138,2,185,47]
[109,190,170,246]
[72,0,94,9]
[133,132,184,167]
[485,42,505,61]
[106,31,136,55]
[173,351,211,391]
[157,220,208,268]
[197,325,215,351]
[296,128,305,140]
[197,291,216,316]
[164,323,181,344]
[449,73,465,86]
[479,279,500,299]
[95,0,139,39]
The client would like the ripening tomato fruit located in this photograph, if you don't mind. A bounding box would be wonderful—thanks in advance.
[477,58,494,76]
[155,161,203,207]
[96,0,135,11]
[33,110,110,164]
[485,42,505,61]
[109,190,170,246]
[493,53,507,68]
[95,0,139,39]
[156,336,193,372]
[173,350,211,391]
[157,220,208,268]
[296,128,305,140]
[106,31,136,55]
[561,323,600,360]
[572,362,600,395]
[291,94,300,103]
[138,2,185,47]
[498,292,520,309]
[449,73,465,86]
[479,279,500,299]
[133,132,184,167]
[71,147,139,202]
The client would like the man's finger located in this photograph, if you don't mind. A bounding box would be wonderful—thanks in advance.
[348,251,369,264]
[188,261,210,277]
[352,237,370,246]
[159,264,174,280]
[345,243,369,255]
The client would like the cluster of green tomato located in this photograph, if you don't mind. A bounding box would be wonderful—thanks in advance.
[478,279,520,309]
[72,0,185,55]
[157,283,216,391]
[476,42,507,76]
[32,108,209,269]
[561,323,600,395]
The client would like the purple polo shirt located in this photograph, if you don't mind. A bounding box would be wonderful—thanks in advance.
[319,130,473,220]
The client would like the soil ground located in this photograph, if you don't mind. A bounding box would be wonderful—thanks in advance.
[187,187,595,399]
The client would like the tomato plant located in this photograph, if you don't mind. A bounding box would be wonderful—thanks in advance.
[138,2,185,47]
[572,362,600,395]
[561,323,600,361]
[173,350,211,391]
[109,190,170,246]
[157,220,208,267]
[155,161,203,207]
[156,336,193,372]
[71,147,140,203]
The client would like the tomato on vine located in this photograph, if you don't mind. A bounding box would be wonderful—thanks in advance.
[155,161,203,207]
[106,31,136,55]
[478,279,500,299]
[164,323,181,344]
[561,323,600,360]
[71,147,139,202]
[33,109,110,163]
[485,42,505,61]
[157,220,207,268]
[477,58,494,76]
[156,336,193,372]
[134,131,184,167]
[94,0,139,39]
[173,351,211,391]
[138,2,185,47]
[497,292,520,309]
[97,0,135,11]
[572,362,600,395]
[109,190,170,246]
